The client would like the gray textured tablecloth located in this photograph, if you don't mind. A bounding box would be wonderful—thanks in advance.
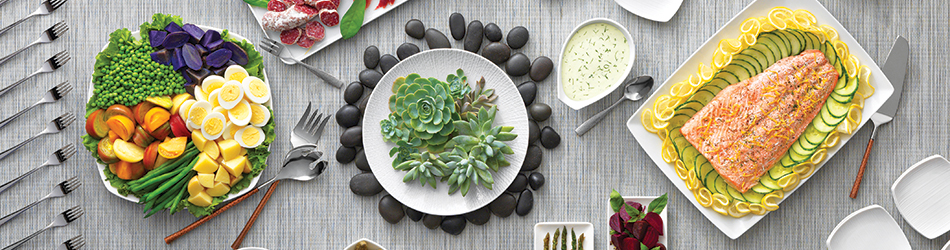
[0,0,946,249]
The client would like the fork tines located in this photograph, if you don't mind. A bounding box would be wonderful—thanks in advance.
[45,21,68,41]
[43,0,66,12]
[50,81,71,100]
[62,234,84,250]
[61,205,83,223]
[57,176,80,195]
[47,50,69,70]
[53,112,75,130]
[54,143,76,163]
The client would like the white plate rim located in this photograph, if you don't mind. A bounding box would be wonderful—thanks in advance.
[245,0,412,64]
[533,222,594,250]
[361,48,530,216]
[624,0,896,239]
[556,18,637,110]
[343,238,387,250]
[890,154,950,239]
[612,0,685,22]
[89,25,268,206]
[825,204,911,250]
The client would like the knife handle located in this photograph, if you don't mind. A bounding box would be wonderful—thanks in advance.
[849,138,875,198]
[231,180,281,249]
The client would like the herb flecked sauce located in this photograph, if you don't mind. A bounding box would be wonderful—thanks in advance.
[561,23,630,101]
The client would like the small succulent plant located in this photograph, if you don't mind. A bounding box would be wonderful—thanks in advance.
[439,146,494,196]
[389,73,459,150]
[446,106,516,171]
[457,77,497,120]
[446,68,472,101]
[380,113,409,143]
[394,151,450,188]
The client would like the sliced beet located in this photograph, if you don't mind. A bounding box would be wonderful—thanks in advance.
[165,22,183,33]
[200,30,223,50]
[149,30,167,48]
[222,41,249,65]
[643,212,663,235]
[205,49,232,68]
[181,44,203,70]
[181,24,204,41]
[162,31,190,49]
[149,49,172,65]
[171,48,185,71]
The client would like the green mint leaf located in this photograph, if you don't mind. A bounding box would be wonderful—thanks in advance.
[647,193,669,214]
[610,189,623,212]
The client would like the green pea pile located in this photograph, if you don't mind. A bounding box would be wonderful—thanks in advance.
[89,41,186,109]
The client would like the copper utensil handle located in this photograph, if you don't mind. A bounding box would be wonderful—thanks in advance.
[231,180,281,249]
[165,187,262,244]
[849,138,875,198]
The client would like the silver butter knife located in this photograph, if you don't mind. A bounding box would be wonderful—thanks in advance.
[849,36,909,198]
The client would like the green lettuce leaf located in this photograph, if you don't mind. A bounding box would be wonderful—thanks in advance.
[220,29,265,79]
[139,13,183,41]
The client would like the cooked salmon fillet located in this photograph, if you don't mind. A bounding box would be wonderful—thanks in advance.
[680,49,839,192]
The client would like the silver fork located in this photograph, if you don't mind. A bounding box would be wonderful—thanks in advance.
[3,205,82,250]
[291,102,332,147]
[0,144,75,195]
[0,176,80,226]
[0,50,70,98]
[0,81,71,129]
[0,21,68,67]
[259,37,344,88]
[0,0,67,37]
[56,235,84,250]
[0,112,74,161]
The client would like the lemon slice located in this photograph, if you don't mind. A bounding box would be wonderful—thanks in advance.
[819,24,838,42]
[653,95,672,112]
[792,9,817,28]
[740,17,760,34]
[713,48,733,69]
[846,55,860,78]
[857,66,875,97]
[670,81,694,98]
[768,7,792,30]
[793,162,815,178]
[652,116,669,130]
[661,143,678,163]
[741,33,757,47]
[696,188,714,207]
[657,128,669,143]
[846,106,862,127]
[778,173,800,192]
[762,191,783,211]
[728,202,751,218]
[833,40,850,62]
[758,16,776,32]
[687,172,702,191]
[822,131,840,148]
[810,148,827,165]
[641,109,659,133]
[674,160,689,180]
[695,64,714,83]
[749,204,767,215]
[655,107,675,122]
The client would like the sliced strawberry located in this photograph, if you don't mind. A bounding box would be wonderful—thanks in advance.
[305,21,326,41]
[267,0,288,11]
[279,28,302,45]
[319,9,340,27]
[297,36,317,48]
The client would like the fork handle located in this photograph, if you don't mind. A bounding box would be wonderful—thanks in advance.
[231,180,281,249]
[0,133,41,161]
[165,187,262,244]
[293,59,344,89]
[3,226,48,250]
[0,42,37,67]
[0,196,47,226]
[0,165,44,196]
[0,14,34,38]
[0,71,40,98]
[0,102,40,130]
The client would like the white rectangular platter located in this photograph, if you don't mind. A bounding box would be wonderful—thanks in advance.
[246,0,411,64]
[625,0,895,239]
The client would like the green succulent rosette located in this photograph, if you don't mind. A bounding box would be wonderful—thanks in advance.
[389,73,459,151]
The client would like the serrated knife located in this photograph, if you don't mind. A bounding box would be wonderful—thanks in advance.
[849,36,909,198]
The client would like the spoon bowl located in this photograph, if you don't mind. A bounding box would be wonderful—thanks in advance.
[575,75,654,136]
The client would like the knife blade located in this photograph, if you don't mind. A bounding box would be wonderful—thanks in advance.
[849,36,909,198]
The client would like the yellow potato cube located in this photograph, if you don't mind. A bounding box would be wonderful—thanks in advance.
[217,139,243,160]
[197,173,215,188]
[192,130,209,150]
[203,141,220,159]
[187,176,204,196]
[223,156,246,176]
[206,182,231,197]
[231,174,244,184]
[187,191,213,207]
[215,166,231,184]
[192,152,218,174]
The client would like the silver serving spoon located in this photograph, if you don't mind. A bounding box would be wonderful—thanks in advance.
[575,75,654,136]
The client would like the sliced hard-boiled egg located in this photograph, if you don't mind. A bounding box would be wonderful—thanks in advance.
[194,86,208,103]
[224,65,249,82]
[211,106,228,121]
[217,81,244,109]
[223,122,243,140]
[241,76,271,104]
[201,112,227,140]
[208,89,222,108]
[178,99,196,120]
[187,101,212,130]
[249,103,271,127]
[228,100,252,126]
[201,75,227,94]
[235,126,265,148]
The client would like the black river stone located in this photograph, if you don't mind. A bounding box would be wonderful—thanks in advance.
[425,28,452,49]
[406,207,424,222]
[506,173,528,193]
[529,56,553,82]
[441,215,467,235]
[343,82,363,105]
[484,22,502,42]
[335,105,361,128]
[518,81,537,105]
[506,26,529,49]
[449,13,465,40]
[528,102,552,122]
[506,53,530,76]
[516,189,534,216]
[464,20,484,53]
[481,42,511,64]
[363,45,380,69]
[423,214,442,229]
[405,19,426,39]
[528,120,540,144]
[397,42,420,60]
[359,69,382,89]
[521,145,542,172]
[336,145,357,163]
[540,126,561,149]
[528,172,545,190]
[340,126,363,147]
[379,54,399,74]
[350,173,383,196]
[489,192,517,217]
[378,195,405,224]
[355,149,371,172]
[463,206,491,225]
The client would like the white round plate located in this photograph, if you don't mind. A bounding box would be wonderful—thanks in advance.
[89,25,268,205]
[362,49,529,216]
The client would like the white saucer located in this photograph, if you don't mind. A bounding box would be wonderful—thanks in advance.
[826,204,911,250]
[891,154,950,239]
[613,0,684,22]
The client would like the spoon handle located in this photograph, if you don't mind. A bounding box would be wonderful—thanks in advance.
[165,187,262,244]
[231,180,281,249]
[574,98,628,136]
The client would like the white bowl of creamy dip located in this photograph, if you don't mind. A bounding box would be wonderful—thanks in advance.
[557,18,636,110]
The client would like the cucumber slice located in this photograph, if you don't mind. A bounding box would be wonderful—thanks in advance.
[814,109,839,133]
[743,190,765,204]
[760,176,782,190]
[748,44,776,66]
[697,159,714,182]
[681,147,700,169]
[742,47,772,72]
[779,154,796,168]
[733,53,762,73]
[768,164,793,180]
[820,42,839,66]
[830,92,855,103]
[789,140,817,162]
[727,185,747,202]
[750,184,773,194]
[783,29,806,54]
[834,74,860,97]
[704,171,719,194]
[777,30,803,55]
[763,32,791,58]
[714,175,730,196]
[799,30,822,50]
[827,98,851,118]
[758,34,786,62]
[717,65,746,83]
[802,125,828,146]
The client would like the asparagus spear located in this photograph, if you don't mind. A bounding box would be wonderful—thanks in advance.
[577,233,585,250]
[553,228,560,250]
[571,229,577,250]
[561,226,567,250]
[543,233,550,250]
